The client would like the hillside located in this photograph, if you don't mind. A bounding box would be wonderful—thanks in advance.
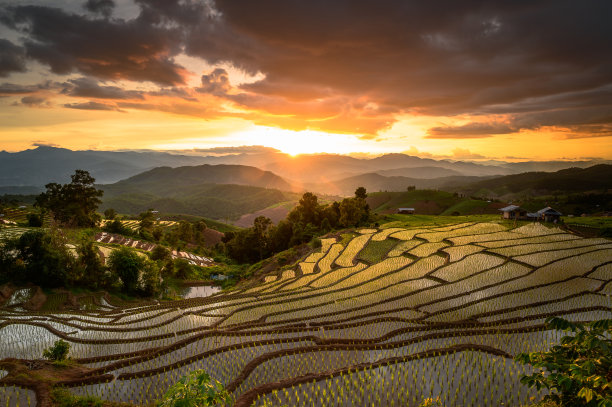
[313,173,489,196]
[116,164,293,191]
[454,164,612,198]
[99,164,299,220]
[367,190,503,215]
[376,166,463,178]
[101,183,298,221]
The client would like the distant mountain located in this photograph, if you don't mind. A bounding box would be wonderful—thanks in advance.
[100,164,298,220]
[1,145,607,190]
[453,164,612,198]
[376,166,463,178]
[307,173,490,196]
[114,164,293,191]
[0,146,212,186]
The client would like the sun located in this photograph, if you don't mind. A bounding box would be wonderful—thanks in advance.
[230,126,371,156]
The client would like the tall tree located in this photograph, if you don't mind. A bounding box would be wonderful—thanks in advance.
[355,186,368,199]
[36,170,103,227]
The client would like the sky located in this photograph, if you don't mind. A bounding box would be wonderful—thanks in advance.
[0,0,611,160]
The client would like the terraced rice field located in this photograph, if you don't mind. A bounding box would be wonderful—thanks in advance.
[95,232,214,267]
[1,222,610,406]
[0,226,33,242]
[99,219,177,232]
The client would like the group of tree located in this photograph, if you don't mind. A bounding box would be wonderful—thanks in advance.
[0,228,169,297]
[223,188,372,263]
[35,169,103,227]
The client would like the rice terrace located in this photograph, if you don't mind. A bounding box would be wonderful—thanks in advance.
[1,220,610,406]
[1,1,612,406]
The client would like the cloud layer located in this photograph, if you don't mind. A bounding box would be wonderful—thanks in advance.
[0,0,610,140]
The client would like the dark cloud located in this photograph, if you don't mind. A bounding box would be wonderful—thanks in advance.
[0,82,34,95]
[0,39,27,77]
[64,101,123,111]
[1,0,610,138]
[61,77,144,99]
[14,95,49,107]
[427,122,515,139]
[197,68,231,95]
[32,141,60,147]
[83,0,115,18]
[1,4,187,85]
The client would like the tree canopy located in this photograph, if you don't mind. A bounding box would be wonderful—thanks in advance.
[35,169,103,227]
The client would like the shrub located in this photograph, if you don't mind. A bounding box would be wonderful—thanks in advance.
[516,317,611,407]
[43,339,70,361]
[51,387,103,407]
[158,370,230,407]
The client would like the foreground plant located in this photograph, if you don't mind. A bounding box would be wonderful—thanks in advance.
[516,317,611,407]
[158,370,230,407]
[43,339,70,362]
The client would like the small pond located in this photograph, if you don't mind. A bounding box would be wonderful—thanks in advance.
[180,285,221,299]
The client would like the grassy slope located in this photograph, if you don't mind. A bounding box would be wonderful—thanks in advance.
[101,183,299,221]
[367,190,501,216]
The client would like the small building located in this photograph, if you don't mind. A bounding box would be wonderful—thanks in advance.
[398,208,415,214]
[536,207,562,223]
[499,205,527,220]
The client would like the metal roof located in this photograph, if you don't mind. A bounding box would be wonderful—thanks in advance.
[499,205,521,212]
[537,207,562,216]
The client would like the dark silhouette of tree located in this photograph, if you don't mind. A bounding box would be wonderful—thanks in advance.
[355,186,368,199]
[35,170,103,227]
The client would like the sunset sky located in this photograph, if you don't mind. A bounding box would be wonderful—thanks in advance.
[0,0,610,160]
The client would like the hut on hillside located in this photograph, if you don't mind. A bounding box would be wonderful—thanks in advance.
[499,205,527,220]
[398,208,415,214]
[535,207,563,223]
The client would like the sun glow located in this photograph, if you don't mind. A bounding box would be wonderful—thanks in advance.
[229,126,381,156]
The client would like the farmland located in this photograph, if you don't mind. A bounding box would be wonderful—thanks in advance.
[1,221,611,406]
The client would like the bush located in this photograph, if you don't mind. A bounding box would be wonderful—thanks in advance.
[51,387,103,407]
[43,339,70,361]
[158,370,229,407]
[27,213,43,227]
[108,247,144,294]
[516,317,611,407]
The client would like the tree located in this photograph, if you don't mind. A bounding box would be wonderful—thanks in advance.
[9,229,74,287]
[289,192,321,226]
[103,219,130,235]
[76,239,107,289]
[516,317,611,407]
[108,247,143,294]
[174,258,193,279]
[253,216,273,260]
[43,339,70,361]
[104,208,117,220]
[35,170,103,227]
[27,213,43,227]
[355,186,368,199]
[139,209,155,230]
[159,370,230,407]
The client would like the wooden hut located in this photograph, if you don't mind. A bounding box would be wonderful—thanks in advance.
[499,205,526,220]
[536,207,562,223]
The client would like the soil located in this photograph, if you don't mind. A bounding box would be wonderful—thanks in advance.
[23,286,47,311]
[0,283,15,306]
[0,358,111,407]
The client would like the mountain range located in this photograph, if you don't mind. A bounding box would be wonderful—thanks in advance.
[1,146,606,189]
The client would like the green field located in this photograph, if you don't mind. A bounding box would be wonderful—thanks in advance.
[1,220,610,405]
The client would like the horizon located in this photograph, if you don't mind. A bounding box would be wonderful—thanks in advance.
[1,1,611,160]
[3,143,610,164]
